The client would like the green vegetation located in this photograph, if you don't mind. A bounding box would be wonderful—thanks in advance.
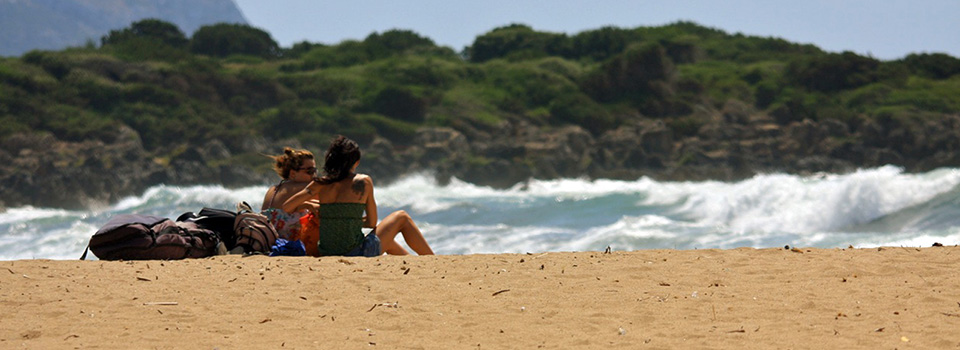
[3,19,959,161]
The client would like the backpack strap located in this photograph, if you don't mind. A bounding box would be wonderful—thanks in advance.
[237,200,254,214]
[80,245,90,260]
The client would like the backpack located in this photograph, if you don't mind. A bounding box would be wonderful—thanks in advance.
[177,208,238,250]
[82,214,223,260]
[233,202,279,254]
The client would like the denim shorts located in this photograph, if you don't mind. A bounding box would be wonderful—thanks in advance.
[344,233,381,257]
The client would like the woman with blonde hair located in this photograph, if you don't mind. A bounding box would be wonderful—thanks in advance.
[282,135,434,256]
[261,147,320,254]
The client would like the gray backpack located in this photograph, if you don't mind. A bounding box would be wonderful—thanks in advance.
[232,202,279,254]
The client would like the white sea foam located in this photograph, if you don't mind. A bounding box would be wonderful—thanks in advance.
[2,167,960,259]
[0,207,75,226]
[672,166,960,233]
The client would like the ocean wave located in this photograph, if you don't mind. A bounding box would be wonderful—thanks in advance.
[2,166,960,260]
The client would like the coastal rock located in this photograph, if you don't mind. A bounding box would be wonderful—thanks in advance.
[416,127,470,161]
[5,110,960,209]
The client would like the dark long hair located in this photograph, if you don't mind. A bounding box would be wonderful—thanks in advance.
[316,135,361,184]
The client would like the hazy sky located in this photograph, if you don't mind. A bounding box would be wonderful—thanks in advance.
[232,0,959,60]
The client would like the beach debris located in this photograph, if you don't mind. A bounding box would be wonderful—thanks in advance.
[604,246,612,254]
[933,242,944,247]
[784,245,790,250]
[941,312,960,317]
[338,259,355,265]
[659,282,671,286]
[901,336,909,342]
[367,302,400,312]
[691,291,698,298]
[64,334,80,340]
[403,267,411,275]
[6,268,14,274]
[874,327,885,332]
[520,306,526,312]
[260,318,272,324]
[492,289,510,297]
[790,247,803,253]
[142,302,178,306]
[618,326,626,335]
[727,328,745,333]
[136,276,151,282]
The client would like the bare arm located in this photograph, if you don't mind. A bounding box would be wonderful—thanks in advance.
[296,199,320,214]
[260,186,276,212]
[281,181,319,213]
[362,176,377,228]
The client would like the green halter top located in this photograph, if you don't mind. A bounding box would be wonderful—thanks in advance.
[316,203,366,256]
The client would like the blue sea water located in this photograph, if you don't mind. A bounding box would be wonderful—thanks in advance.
[2,165,960,260]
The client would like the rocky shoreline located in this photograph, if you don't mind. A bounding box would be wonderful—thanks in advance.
[3,105,960,210]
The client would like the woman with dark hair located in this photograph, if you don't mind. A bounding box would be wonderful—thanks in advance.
[282,135,434,256]
[260,147,319,249]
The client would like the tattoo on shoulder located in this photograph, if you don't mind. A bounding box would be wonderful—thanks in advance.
[351,178,366,196]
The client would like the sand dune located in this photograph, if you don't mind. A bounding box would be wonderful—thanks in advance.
[2,247,960,349]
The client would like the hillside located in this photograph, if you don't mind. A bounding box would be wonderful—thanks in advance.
[1,20,960,209]
[0,0,247,57]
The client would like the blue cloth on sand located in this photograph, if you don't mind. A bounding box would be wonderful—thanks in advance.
[270,238,306,257]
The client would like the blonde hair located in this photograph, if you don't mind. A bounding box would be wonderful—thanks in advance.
[271,147,315,179]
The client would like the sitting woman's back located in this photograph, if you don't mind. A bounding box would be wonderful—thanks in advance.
[283,135,433,257]
[314,174,375,256]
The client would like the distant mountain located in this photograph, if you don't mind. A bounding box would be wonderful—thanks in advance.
[0,0,248,57]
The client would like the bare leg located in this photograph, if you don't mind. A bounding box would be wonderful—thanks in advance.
[375,210,435,255]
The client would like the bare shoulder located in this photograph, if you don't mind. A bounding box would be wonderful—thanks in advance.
[354,173,373,184]
[351,174,373,195]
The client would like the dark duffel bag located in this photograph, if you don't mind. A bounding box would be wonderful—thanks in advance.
[177,208,238,250]
[81,214,223,260]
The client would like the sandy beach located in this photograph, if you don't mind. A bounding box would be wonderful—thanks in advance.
[2,247,960,349]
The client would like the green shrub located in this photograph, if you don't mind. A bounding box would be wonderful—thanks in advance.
[102,19,188,48]
[371,86,427,123]
[897,53,960,80]
[358,113,418,143]
[787,51,882,92]
[190,23,280,58]
[548,93,613,134]
[466,24,569,62]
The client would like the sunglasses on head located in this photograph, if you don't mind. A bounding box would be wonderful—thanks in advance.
[298,166,317,175]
